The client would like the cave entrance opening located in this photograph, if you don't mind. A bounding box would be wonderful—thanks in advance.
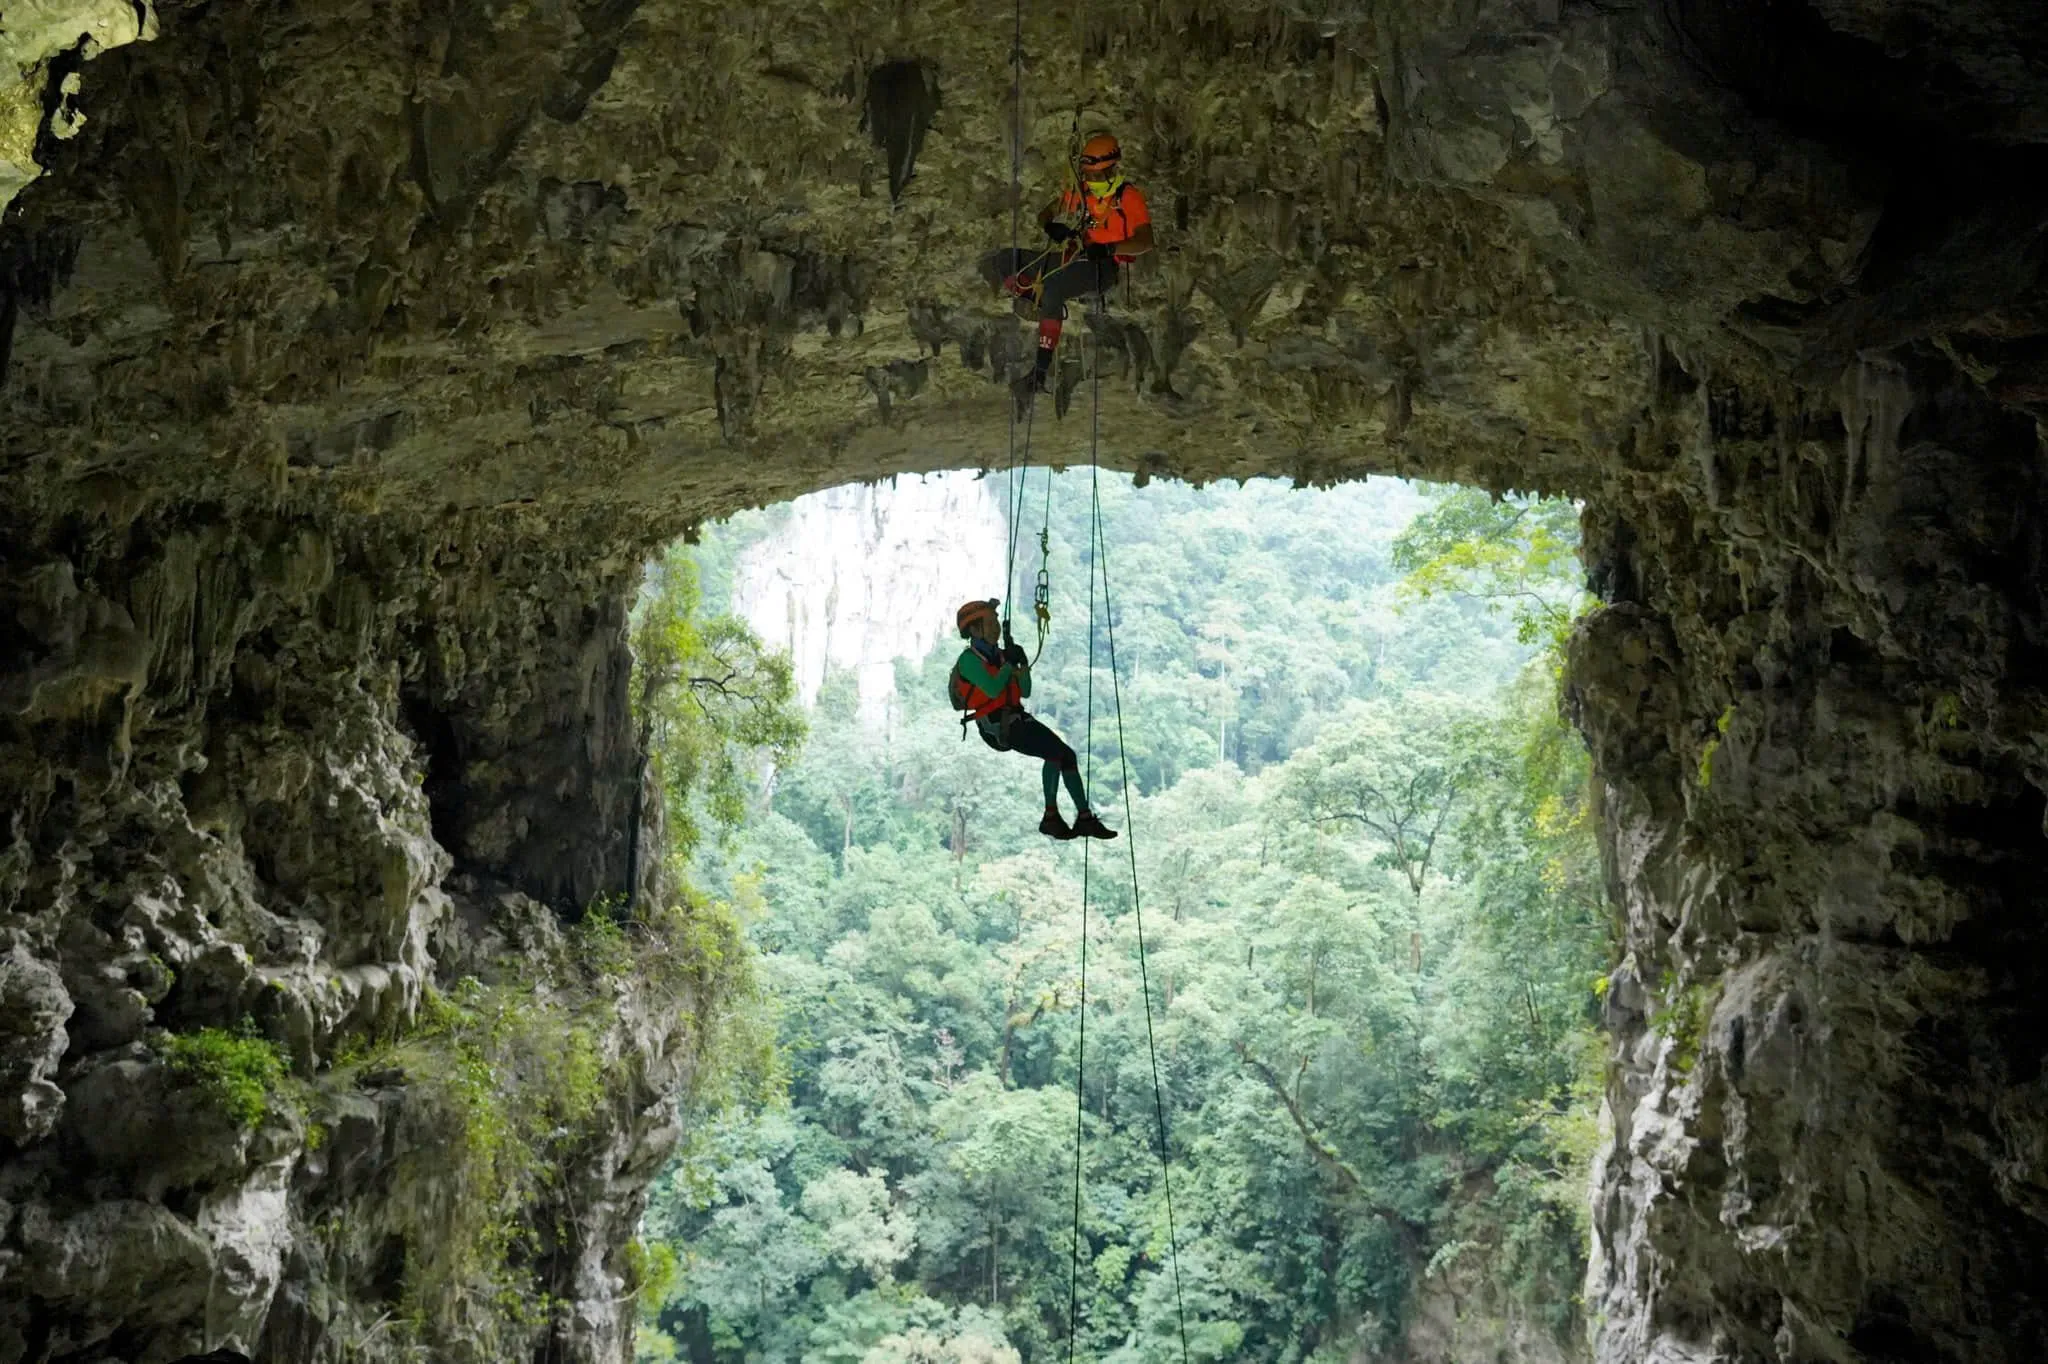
[630,468,1606,1364]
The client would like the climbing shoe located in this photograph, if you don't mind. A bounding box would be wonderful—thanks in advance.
[1039,810,1075,840]
[1069,811,1118,840]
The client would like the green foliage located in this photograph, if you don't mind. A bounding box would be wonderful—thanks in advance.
[1931,692,1963,730]
[635,476,1606,1364]
[573,899,635,974]
[1650,978,1716,1076]
[316,882,770,1360]
[1392,487,1587,654]
[1273,694,1488,894]
[384,976,610,1340]
[626,1238,682,1319]
[1696,705,1735,788]
[161,1023,288,1129]
[634,544,808,864]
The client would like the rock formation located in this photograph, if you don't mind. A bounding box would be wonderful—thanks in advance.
[1,0,2045,1359]
[731,471,1006,722]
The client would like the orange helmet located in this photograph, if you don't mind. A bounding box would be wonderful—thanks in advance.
[957,599,1000,635]
[1079,132,1121,176]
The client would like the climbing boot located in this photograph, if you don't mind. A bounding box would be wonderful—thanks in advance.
[1069,810,1118,840]
[1039,810,1075,840]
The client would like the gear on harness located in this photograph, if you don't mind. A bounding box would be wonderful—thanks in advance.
[1032,527,1052,650]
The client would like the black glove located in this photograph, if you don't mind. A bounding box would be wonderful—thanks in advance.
[1083,239,1114,264]
[1005,642,1027,667]
[1043,220,1077,243]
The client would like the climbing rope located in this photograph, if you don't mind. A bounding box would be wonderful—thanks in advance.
[1065,296,1191,1364]
[1000,0,1033,627]
[1003,0,1032,614]
[999,0,1059,668]
[1068,597,1093,1358]
[1003,405,1039,624]
[993,15,1182,1352]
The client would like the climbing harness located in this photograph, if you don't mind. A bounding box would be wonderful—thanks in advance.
[948,650,1021,726]
[1006,111,1128,339]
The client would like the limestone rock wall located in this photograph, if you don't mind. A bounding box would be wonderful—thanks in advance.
[731,470,1007,722]
[1358,1,2048,1356]
[1569,354,2048,1363]
[0,0,156,217]
[0,509,682,1362]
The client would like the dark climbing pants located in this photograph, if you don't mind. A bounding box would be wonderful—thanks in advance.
[980,709,1090,810]
[982,247,1118,321]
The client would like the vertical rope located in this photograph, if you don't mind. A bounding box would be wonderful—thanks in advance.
[1091,453,1191,1363]
[1004,401,1037,613]
[1067,462,1097,1362]
[1009,0,1024,260]
[1000,0,1029,619]
[1062,311,1189,1363]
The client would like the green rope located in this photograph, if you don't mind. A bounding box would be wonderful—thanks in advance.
[1067,577,1093,1359]
[1091,453,1191,1363]
[1065,299,1190,1364]
[1000,0,1033,623]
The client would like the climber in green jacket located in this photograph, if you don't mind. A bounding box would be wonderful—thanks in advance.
[949,598,1116,840]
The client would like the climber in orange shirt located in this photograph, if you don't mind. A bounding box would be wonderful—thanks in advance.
[980,131,1156,392]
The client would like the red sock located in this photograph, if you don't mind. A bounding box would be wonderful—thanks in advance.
[1036,317,1063,354]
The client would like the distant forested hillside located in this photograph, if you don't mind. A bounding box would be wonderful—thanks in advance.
[630,476,1604,1364]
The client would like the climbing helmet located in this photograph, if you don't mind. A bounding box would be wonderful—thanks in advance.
[957,598,1000,636]
[1079,132,1121,174]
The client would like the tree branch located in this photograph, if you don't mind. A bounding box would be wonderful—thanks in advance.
[1234,1041,1364,1196]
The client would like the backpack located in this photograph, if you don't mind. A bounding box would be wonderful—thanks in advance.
[946,658,975,715]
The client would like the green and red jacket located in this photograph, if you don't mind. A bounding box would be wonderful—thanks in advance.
[954,642,1030,719]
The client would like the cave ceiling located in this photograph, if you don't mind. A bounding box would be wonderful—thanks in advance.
[7,0,2038,542]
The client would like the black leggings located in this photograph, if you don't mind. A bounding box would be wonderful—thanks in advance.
[982,710,1090,810]
[989,711,1075,767]
[982,247,1119,321]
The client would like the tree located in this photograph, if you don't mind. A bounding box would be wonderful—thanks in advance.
[802,1169,916,1282]
[632,544,806,878]
[1390,487,1586,654]
[1275,697,1487,897]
